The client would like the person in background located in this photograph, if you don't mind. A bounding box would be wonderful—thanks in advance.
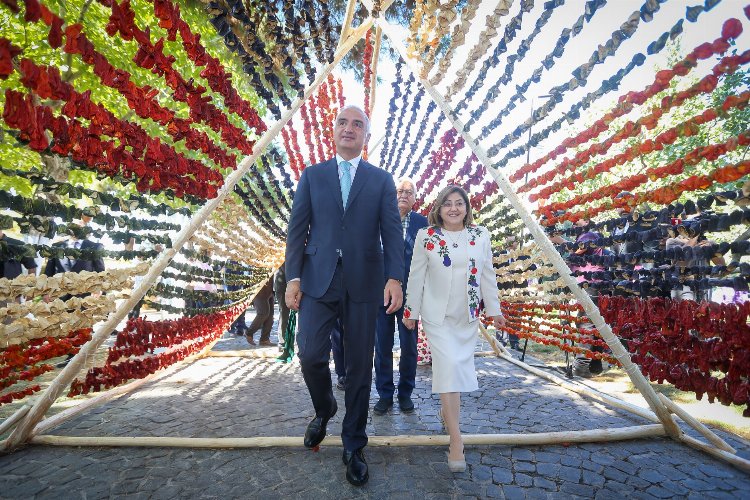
[403,185,504,473]
[225,260,248,336]
[568,231,610,377]
[245,277,275,346]
[373,177,428,415]
[0,224,38,323]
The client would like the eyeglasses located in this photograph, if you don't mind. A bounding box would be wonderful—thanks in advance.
[397,189,415,197]
[441,201,466,209]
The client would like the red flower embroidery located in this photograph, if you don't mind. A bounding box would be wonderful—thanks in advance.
[426,242,435,251]
[470,241,476,246]
[427,228,435,236]
[471,268,478,274]
[439,240,446,246]
[403,309,411,319]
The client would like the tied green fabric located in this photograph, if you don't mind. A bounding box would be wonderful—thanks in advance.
[275,310,297,363]
[340,160,352,207]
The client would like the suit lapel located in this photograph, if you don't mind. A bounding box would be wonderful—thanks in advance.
[345,160,370,211]
[324,159,345,214]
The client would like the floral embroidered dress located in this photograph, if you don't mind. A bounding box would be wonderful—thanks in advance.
[404,225,501,393]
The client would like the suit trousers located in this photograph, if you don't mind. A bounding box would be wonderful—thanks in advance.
[297,261,378,451]
[246,294,274,342]
[374,305,417,401]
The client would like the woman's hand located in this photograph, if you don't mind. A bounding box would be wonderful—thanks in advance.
[402,318,417,330]
[491,315,506,330]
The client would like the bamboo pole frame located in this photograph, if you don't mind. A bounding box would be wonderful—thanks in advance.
[337,0,359,51]
[478,325,659,424]
[29,424,665,449]
[0,405,29,437]
[658,393,736,454]
[1,18,376,453]
[204,350,284,359]
[678,434,750,474]
[368,26,383,116]
[372,16,681,439]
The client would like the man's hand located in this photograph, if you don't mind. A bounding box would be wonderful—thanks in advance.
[384,279,403,314]
[402,318,416,330]
[285,280,302,311]
[491,315,506,330]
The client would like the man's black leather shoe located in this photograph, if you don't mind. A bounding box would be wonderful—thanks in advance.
[373,398,393,415]
[398,396,415,414]
[303,399,337,448]
[342,448,369,486]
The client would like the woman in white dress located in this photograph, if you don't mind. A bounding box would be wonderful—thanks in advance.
[402,186,504,472]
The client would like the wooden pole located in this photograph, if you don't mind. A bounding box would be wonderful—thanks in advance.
[0,405,29,437]
[369,133,386,154]
[479,325,511,357]
[679,434,750,474]
[2,19,375,453]
[478,325,660,424]
[29,424,665,449]
[658,394,736,454]
[204,350,284,359]
[337,0,359,51]
[368,26,383,116]
[374,17,681,439]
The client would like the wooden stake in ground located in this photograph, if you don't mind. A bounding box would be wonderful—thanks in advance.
[1,18,376,454]
[373,16,681,439]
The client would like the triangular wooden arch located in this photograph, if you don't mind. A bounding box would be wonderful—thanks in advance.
[2,0,748,475]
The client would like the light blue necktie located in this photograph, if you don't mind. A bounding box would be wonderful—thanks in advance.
[340,160,352,207]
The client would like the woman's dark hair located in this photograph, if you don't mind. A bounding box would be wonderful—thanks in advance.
[428,185,474,227]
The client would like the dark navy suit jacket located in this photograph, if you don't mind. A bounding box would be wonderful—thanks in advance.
[402,211,428,294]
[285,158,404,303]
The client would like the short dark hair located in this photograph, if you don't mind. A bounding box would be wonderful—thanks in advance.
[428,185,474,227]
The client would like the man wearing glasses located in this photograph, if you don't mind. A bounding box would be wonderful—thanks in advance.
[373,179,428,416]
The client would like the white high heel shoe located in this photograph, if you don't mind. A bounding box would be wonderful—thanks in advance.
[447,446,466,473]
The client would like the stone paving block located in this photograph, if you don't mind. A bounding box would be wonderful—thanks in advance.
[502,484,527,500]
[638,468,668,484]
[491,466,514,484]
[513,460,536,473]
[601,466,629,483]
[581,469,607,489]
[511,448,534,461]
[559,482,596,497]
[580,460,604,473]
[514,472,533,487]
[645,485,675,498]
[533,476,557,491]
[536,462,561,478]
[470,463,493,482]
[557,464,581,483]
[453,478,485,497]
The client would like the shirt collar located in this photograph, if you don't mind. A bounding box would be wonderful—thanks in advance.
[336,154,362,170]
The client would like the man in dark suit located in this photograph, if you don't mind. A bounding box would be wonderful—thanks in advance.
[0,229,38,280]
[1,228,38,324]
[285,105,404,487]
[373,178,428,415]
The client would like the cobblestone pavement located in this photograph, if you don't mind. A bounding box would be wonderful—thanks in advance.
[1,325,749,498]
